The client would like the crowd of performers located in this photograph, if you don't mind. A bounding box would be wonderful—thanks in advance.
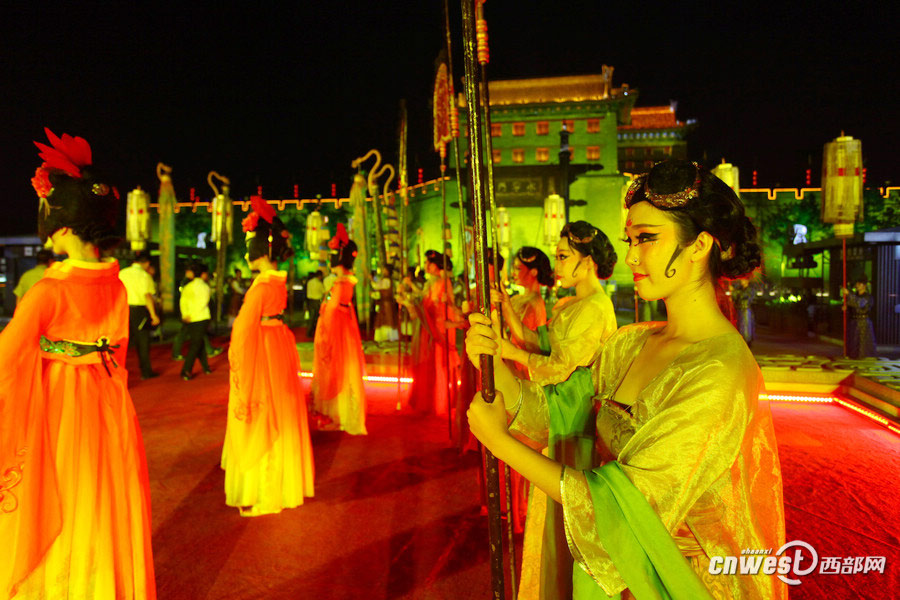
[1,130,788,599]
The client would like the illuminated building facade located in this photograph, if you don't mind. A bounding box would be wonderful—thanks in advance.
[617,104,696,173]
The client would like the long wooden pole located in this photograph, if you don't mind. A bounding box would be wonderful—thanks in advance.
[475,3,516,594]
[461,1,504,597]
[842,237,848,357]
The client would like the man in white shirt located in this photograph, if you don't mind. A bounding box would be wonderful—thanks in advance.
[179,262,213,380]
[305,270,325,338]
[119,251,160,380]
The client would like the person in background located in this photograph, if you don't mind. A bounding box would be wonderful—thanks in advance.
[179,262,213,380]
[119,250,160,380]
[323,264,337,294]
[222,196,314,516]
[227,268,247,328]
[312,224,367,435]
[843,275,877,358]
[305,270,325,338]
[13,249,54,306]
[172,264,222,360]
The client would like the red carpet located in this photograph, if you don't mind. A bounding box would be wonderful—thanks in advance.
[125,338,899,598]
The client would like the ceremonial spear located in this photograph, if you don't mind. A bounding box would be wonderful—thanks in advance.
[397,101,409,408]
[472,1,518,592]
[460,0,504,596]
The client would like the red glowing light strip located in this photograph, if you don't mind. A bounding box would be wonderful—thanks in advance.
[762,393,899,436]
[760,394,834,403]
[832,397,891,426]
[298,371,412,384]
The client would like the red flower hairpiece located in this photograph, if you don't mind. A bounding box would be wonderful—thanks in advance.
[31,167,52,199]
[250,194,276,224]
[33,127,92,179]
[328,223,350,249]
[242,212,259,232]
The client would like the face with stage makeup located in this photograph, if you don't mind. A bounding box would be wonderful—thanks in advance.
[623,200,710,302]
[512,257,536,287]
[554,237,594,288]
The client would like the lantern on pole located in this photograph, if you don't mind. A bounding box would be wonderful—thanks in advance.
[543,194,567,246]
[305,210,325,254]
[821,133,864,357]
[126,187,150,250]
[712,159,740,198]
[822,134,863,232]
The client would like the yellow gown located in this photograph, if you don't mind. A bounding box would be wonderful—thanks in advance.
[511,322,786,599]
[526,290,616,386]
[517,289,617,600]
[222,271,315,515]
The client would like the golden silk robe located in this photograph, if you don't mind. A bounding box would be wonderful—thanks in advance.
[511,323,786,599]
[527,290,616,386]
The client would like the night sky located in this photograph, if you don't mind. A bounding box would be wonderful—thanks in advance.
[1,2,896,236]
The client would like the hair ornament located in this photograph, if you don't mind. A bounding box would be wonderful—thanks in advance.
[33,128,92,179]
[250,195,275,224]
[625,162,703,209]
[519,252,537,264]
[328,223,350,250]
[718,242,735,261]
[242,212,260,233]
[92,183,110,196]
[566,226,598,246]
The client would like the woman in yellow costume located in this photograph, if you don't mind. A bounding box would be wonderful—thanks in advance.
[498,222,617,387]
[0,129,155,598]
[493,224,618,599]
[222,196,315,515]
[466,160,785,599]
[312,224,367,435]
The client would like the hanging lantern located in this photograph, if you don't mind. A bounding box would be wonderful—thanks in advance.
[126,187,150,250]
[543,194,567,246]
[306,210,324,254]
[496,205,511,257]
[822,134,863,237]
[210,189,233,245]
[712,159,740,198]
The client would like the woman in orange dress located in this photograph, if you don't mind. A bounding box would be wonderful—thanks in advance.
[408,250,459,416]
[0,129,155,599]
[499,246,553,379]
[312,224,367,435]
[221,197,315,516]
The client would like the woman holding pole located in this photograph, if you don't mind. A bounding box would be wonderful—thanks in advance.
[466,160,786,599]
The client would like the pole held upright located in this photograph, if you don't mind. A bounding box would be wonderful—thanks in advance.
[460,0,505,598]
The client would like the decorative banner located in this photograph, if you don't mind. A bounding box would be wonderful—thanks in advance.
[711,160,740,198]
[211,192,233,244]
[821,135,863,228]
[543,194,567,246]
[126,187,150,250]
[208,171,233,245]
[433,62,452,158]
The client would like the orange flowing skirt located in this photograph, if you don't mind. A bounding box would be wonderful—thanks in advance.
[2,356,155,599]
[312,305,367,435]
